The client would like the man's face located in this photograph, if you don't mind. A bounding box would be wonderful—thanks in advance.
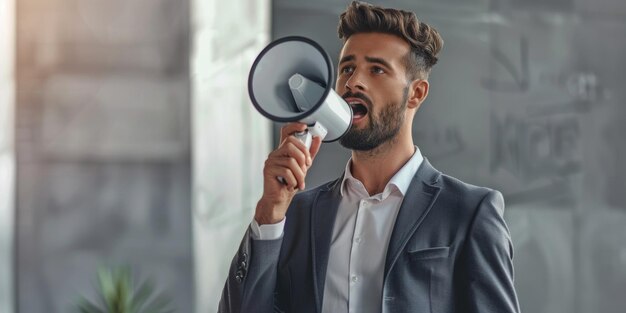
[336,32,412,151]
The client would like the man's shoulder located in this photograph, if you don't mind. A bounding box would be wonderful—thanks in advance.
[425,168,506,224]
[439,172,494,196]
[417,158,499,202]
[433,169,502,210]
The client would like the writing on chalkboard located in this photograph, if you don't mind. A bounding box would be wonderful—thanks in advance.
[415,125,466,159]
[491,112,580,182]
[482,36,530,93]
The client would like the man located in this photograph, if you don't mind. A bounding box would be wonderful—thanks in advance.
[219,1,520,312]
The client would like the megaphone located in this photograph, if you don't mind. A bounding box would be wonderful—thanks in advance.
[248,36,353,150]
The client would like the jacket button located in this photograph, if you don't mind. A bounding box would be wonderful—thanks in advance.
[242,252,248,261]
[235,270,245,283]
[240,261,247,269]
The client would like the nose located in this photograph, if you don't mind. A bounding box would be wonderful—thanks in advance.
[344,70,367,92]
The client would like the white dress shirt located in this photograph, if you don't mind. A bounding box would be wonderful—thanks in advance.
[251,147,424,313]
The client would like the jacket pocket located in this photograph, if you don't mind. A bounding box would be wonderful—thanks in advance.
[407,246,450,260]
[406,246,452,313]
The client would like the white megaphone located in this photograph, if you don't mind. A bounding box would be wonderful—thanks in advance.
[248,36,353,185]
[249,36,352,144]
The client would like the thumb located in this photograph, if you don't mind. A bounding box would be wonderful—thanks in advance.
[309,136,323,161]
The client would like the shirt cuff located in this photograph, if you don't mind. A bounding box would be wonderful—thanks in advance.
[250,217,286,240]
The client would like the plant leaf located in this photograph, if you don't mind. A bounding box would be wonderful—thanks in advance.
[77,298,106,313]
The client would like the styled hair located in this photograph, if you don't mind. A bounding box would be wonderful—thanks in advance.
[337,1,443,79]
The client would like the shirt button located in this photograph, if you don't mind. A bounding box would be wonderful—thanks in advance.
[351,275,359,283]
[354,237,362,244]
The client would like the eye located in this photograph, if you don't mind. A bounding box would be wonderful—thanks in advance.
[340,66,354,75]
[371,66,385,74]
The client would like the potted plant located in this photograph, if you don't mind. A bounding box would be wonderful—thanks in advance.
[77,266,173,313]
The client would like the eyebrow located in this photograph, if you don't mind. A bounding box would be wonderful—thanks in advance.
[339,55,355,64]
[338,55,393,70]
[365,56,392,69]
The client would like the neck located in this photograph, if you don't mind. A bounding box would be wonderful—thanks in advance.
[350,130,415,196]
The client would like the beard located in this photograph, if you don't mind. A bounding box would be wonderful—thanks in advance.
[340,86,409,151]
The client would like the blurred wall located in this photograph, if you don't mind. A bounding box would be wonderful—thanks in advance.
[273,1,626,313]
[190,0,271,312]
[15,0,193,312]
[0,0,16,311]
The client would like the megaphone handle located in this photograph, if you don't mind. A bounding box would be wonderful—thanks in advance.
[277,130,312,186]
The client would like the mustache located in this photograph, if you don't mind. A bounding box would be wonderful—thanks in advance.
[342,91,373,108]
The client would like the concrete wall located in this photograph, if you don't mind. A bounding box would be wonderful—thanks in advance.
[15,0,193,312]
[190,0,271,311]
[0,0,16,311]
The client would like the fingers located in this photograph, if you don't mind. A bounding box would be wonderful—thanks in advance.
[267,123,324,192]
[266,135,310,191]
[264,156,306,190]
[276,136,309,169]
[283,138,308,168]
[309,135,322,161]
[280,122,308,143]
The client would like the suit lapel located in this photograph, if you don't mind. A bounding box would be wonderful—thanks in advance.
[310,177,342,313]
[384,158,442,280]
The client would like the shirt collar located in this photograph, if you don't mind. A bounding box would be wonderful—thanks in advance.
[340,146,424,198]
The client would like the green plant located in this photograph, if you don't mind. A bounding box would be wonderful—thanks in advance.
[77,266,173,313]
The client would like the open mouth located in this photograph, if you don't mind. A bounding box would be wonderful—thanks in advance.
[345,98,369,121]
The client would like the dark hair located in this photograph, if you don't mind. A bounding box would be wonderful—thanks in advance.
[337,1,443,79]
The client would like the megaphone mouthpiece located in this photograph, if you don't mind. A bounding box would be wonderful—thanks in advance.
[289,73,326,112]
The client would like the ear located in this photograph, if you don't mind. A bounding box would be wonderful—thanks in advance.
[407,79,429,110]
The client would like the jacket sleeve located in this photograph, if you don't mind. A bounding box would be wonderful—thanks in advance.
[218,227,283,313]
[456,190,521,313]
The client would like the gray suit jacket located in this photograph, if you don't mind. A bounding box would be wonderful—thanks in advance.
[219,158,520,313]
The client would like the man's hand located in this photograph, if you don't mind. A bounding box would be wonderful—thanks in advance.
[255,123,322,225]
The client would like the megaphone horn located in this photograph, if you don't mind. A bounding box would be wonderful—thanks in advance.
[248,36,353,145]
